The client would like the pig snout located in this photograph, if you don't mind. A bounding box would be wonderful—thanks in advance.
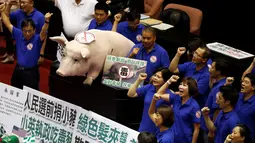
[56,69,66,77]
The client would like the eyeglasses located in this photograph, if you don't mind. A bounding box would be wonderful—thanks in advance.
[193,51,203,58]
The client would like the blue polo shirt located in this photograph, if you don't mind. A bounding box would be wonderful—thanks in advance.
[136,84,170,134]
[128,43,170,82]
[156,128,174,143]
[169,92,201,143]
[178,62,210,108]
[10,9,44,34]
[12,27,43,68]
[201,78,226,132]
[214,110,240,143]
[235,93,255,141]
[88,19,112,30]
[117,21,144,44]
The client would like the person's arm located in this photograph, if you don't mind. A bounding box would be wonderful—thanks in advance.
[201,107,216,133]
[127,73,147,98]
[169,47,186,73]
[157,75,179,94]
[40,13,53,41]
[112,13,121,32]
[148,96,157,124]
[1,4,13,33]
[192,123,200,143]
[242,57,255,80]
[5,0,18,17]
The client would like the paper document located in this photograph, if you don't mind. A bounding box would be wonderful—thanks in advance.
[152,23,174,30]
[140,14,150,19]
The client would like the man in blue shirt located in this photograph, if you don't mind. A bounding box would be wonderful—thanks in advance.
[112,10,144,44]
[169,46,210,108]
[235,73,255,142]
[200,58,231,142]
[0,2,51,90]
[127,27,170,83]
[202,86,240,143]
[88,2,112,31]
[242,57,255,80]
[1,0,45,64]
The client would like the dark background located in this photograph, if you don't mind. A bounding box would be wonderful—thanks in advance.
[34,0,254,60]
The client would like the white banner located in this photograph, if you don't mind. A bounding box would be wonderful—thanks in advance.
[207,42,254,59]
[72,109,139,143]
[22,86,81,143]
[0,82,27,134]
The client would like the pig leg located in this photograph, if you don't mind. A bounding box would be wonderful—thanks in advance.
[83,63,103,85]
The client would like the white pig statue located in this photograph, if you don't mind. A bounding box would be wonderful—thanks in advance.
[50,29,135,85]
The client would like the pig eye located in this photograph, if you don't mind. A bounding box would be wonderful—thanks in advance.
[73,58,79,62]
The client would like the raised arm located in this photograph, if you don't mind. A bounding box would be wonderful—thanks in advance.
[148,94,160,123]
[127,73,147,98]
[40,12,53,41]
[242,57,255,79]
[0,3,13,33]
[169,47,186,73]
[201,107,216,133]
[157,75,179,94]
[112,13,121,32]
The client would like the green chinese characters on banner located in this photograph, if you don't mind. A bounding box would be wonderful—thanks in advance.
[76,113,137,143]
[21,115,73,143]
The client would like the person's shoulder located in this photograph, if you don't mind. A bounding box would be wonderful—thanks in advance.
[118,21,129,28]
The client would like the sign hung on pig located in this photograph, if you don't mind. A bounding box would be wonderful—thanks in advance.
[50,29,135,85]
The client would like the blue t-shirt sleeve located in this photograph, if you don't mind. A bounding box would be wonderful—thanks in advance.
[252,67,255,74]
[136,84,150,98]
[10,10,18,22]
[36,15,45,33]
[178,62,191,74]
[12,26,23,41]
[191,103,201,123]
[160,50,170,68]
[88,19,95,30]
[228,116,240,133]
[197,73,210,96]
[169,92,178,105]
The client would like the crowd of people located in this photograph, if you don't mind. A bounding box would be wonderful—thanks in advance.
[0,0,254,143]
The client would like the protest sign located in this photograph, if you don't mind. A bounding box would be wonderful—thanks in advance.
[0,82,27,135]
[207,42,254,59]
[102,55,147,89]
[72,109,139,143]
[21,86,81,143]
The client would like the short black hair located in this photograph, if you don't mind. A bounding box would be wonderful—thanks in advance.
[142,26,156,37]
[21,19,36,29]
[213,58,231,77]
[152,67,172,82]
[138,132,157,143]
[219,86,239,107]
[95,1,109,14]
[244,73,255,87]
[127,10,140,21]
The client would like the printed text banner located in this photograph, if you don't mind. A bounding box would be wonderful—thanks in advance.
[22,86,82,143]
[102,55,147,90]
[207,42,254,59]
[0,82,27,134]
[73,109,139,143]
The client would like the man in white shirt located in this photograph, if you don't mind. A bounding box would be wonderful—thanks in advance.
[54,0,97,61]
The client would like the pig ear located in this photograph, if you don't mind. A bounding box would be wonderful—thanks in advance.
[50,36,69,46]
[81,48,91,59]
